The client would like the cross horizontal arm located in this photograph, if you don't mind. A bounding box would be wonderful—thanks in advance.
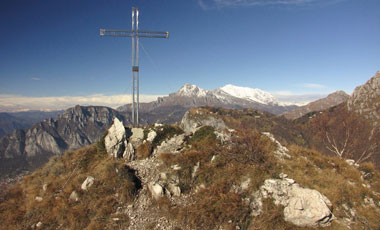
[100,29,169,38]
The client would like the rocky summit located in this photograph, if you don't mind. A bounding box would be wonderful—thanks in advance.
[1,107,379,230]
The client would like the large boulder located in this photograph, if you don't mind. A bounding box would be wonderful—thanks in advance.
[252,174,333,227]
[104,118,127,158]
[104,118,135,160]
[180,110,227,134]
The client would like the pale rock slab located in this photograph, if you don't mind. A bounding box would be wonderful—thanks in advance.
[251,174,333,227]
[148,182,164,200]
[147,130,157,142]
[81,176,95,191]
[69,191,79,202]
[104,118,127,158]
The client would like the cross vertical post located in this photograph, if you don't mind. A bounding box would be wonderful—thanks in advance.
[100,7,169,127]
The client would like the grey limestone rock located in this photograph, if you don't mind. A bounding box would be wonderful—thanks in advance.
[251,174,333,227]
[104,118,127,158]
[180,110,227,134]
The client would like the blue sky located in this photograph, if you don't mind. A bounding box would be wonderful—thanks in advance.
[0,0,379,110]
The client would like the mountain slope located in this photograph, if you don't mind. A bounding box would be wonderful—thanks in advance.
[0,106,128,178]
[1,107,379,230]
[283,91,349,120]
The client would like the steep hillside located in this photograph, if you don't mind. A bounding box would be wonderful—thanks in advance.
[0,106,128,178]
[283,91,349,120]
[1,107,380,230]
[294,71,380,168]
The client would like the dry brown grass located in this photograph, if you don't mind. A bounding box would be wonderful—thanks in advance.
[0,138,140,229]
[136,141,153,159]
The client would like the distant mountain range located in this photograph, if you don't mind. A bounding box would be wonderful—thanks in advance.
[2,72,380,178]
[117,84,299,124]
[0,110,63,138]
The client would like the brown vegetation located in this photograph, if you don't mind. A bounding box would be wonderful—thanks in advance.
[0,138,141,230]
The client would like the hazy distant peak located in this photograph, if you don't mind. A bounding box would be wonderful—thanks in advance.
[177,84,207,97]
[220,84,277,105]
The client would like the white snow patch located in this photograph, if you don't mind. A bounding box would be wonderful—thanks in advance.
[220,84,278,105]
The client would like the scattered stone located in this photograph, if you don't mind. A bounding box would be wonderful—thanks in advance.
[241,178,251,191]
[192,162,200,178]
[36,222,42,228]
[42,183,48,192]
[147,130,157,142]
[148,182,164,200]
[35,196,43,202]
[167,183,181,197]
[69,191,79,202]
[171,164,181,171]
[81,176,95,191]
[262,132,291,159]
[364,197,376,207]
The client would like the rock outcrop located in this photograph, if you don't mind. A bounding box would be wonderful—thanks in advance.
[347,71,380,126]
[104,118,135,160]
[180,110,227,134]
[251,174,333,227]
[155,134,186,154]
[104,118,128,158]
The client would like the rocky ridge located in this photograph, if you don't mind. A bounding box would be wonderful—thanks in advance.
[0,105,127,178]
[283,91,349,120]
[347,71,380,127]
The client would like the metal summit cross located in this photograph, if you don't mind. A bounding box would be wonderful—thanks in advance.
[100,7,169,127]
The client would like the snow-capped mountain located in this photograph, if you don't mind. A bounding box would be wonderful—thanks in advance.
[176,84,208,97]
[118,83,298,123]
[219,84,278,105]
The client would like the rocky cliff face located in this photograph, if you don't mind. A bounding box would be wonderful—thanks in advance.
[347,71,380,126]
[0,105,127,177]
[283,91,349,120]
